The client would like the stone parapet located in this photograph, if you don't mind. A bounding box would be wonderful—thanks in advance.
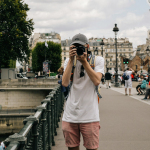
[0,79,59,89]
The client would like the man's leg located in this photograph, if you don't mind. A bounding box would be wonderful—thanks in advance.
[125,88,127,94]
[144,89,150,99]
[129,88,131,95]
[106,80,108,88]
[69,146,79,150]
[62,121,80,149]
[81,122,100,150]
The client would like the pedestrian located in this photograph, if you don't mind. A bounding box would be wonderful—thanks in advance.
[124,67,134,96]
[0,142,3,150]
[142,81,150,100]
[62,33,104,150]
[105,71,111,89]
[1,141,5,150]
[57,67,69,99]
[101,74,105,85]
[137,78,148,95]
[121,73,125,86]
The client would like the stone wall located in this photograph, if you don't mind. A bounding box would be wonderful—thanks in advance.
[0,116,25,134]
[0,90,50,109]
[0,78,59,89]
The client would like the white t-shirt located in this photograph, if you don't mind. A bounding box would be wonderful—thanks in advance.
[62,56,104,123]
[125,70,132,82]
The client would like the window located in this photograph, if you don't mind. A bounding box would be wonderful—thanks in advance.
[129,49,131,51]
[124,49,125,51]
[110,58,112,61]
[64,47,66,51]
[64,52,66,55]
[64,57,66,60]
[120,49,122,52]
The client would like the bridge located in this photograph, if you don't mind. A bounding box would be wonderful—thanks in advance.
[4,84,64,150]
[0,78,58,109]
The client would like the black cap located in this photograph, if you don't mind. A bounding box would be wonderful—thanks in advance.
[70,33,88,46]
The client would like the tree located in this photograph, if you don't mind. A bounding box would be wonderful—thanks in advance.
[0,0,34,78]
[32,41,62,73]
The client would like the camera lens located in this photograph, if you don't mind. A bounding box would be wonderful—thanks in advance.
[77,46,85,56]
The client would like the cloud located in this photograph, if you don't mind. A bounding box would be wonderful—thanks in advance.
[23,0,150,48]
[116,13,144,29]
[119,26,148,47]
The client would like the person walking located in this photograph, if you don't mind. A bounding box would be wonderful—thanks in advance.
[124,67,134,96]
[62,33,104,150]
[0,142,3,150]
[142,81,150,100]
[105,71,111,89]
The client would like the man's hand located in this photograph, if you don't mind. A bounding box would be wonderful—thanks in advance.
[69,45,77,62]
[77,52,87,64]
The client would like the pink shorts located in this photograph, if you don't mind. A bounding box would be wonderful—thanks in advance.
[62,121,100,149]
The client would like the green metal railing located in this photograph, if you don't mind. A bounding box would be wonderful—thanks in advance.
[4,84,64,150]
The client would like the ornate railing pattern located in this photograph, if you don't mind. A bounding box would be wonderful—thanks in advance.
[4,84,64,150]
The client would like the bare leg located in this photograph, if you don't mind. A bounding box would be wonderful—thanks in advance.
[69,146,79,150]
[129,88,131,95]
[137,87,141,94]
[125,88,127,94]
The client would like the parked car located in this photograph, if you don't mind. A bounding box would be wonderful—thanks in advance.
[16,73,28,79]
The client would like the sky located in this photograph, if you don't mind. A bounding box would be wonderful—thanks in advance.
[23,0,150,48]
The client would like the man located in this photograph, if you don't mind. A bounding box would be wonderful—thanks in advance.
[105,70,111,89]
[0,142,3,150]
[62,33,104,150]
[124,67,134,96]
[142,81,150,100]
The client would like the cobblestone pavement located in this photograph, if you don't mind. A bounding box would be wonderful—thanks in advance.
[52,82,150,150]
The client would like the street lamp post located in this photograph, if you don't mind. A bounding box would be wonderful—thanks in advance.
[100,39,104,57]
[106,59,108,72]
[113,24,119,87]
[137,48,143,74]
[146,46,150,81]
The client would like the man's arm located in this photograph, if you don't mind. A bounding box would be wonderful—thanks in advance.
[82,60,102,86]
[62,59,73,87]
[77,54,104,86]
[62,45,76,87]
[130,68,134,73]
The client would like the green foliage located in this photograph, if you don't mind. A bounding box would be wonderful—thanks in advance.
[0,0,34,68]
[9,59,16,68]
[32,41,62,73]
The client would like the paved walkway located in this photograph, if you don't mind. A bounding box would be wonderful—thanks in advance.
[52,84,150,150]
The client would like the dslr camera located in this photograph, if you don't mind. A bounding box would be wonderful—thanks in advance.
[74,44,85,56]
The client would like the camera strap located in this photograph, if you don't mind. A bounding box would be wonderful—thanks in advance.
[66,54,102,101]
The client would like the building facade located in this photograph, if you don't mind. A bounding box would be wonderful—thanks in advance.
[61,37,134,73]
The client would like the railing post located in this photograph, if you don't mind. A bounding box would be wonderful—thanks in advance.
[23,116,39,150]
[49,93,55,146]
[42,98,51,150]
[51,90,57,136]
[36,105,47,150]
